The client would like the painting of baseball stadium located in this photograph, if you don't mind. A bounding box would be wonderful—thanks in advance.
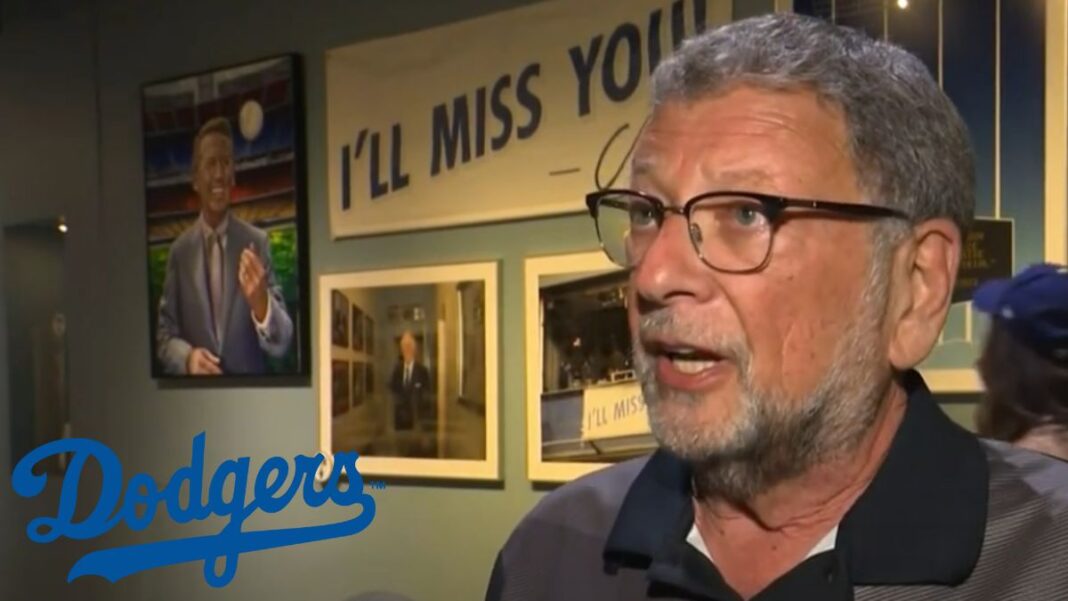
[141,54,309,380]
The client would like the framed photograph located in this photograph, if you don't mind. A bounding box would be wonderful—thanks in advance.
[331,290,349,348]
[331,360,350,417]
[352,361,366,407]
[143,53,309,380]
[352,303,365,352]
[365,314,375,354]
[318,261,499,481]
[525,251,655,483]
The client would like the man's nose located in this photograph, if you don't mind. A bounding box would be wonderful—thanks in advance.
[630,214,721,307]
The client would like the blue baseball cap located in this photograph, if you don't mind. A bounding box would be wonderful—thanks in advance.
[973,263,1068,363]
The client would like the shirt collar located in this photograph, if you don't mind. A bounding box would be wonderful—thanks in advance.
[199,212,229,240]
[685,523,838,565]
[603,369,988,586]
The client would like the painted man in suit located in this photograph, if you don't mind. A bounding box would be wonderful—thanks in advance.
[156,116,293,375]
[389,330,432,430]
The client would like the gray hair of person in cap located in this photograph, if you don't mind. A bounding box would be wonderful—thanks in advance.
[608,11,976,503]
[973,264,1068,461]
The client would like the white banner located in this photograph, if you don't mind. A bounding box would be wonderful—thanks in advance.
[581,381,648,440]
[325,0,731,238]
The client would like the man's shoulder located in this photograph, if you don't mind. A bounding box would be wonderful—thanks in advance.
[972,439,1068,592]
[174,224,199,245]
[228,215,268,243]
[982,438,1068,506]
[503,454,650,548]
[167,226,200,258]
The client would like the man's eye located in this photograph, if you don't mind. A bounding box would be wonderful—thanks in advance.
[734,205,760,226]
[629,205,657,227]
[726,203,767,228]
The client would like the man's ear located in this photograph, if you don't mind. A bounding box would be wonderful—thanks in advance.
[886,218,962,369]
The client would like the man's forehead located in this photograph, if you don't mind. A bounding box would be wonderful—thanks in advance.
[630,125,779,189]
[638,88,849,145]
[630,101,854,190]
[631,153,774,188]
[198,132,232,151]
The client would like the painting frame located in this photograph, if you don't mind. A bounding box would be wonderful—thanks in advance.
[525,250,654,483]
[317,261,499,481]
[142,52,310,383]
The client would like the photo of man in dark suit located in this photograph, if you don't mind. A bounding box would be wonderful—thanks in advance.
[389,330,432,430]
[155,116,294,375]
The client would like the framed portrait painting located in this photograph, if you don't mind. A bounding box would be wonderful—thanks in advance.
[525,250,655,482]
[142,53,310,381]
[317,261,499,481]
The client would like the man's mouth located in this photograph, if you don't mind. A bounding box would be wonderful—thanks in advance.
[638,335,736,391]
[662,347,726,374]
[211,186,226,196]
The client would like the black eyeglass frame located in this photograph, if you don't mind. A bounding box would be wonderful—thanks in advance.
[585,189,912,273]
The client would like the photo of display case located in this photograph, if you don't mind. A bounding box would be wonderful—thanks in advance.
[524,250,656,482]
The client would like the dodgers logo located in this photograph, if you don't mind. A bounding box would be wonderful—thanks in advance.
[11,432,375,587]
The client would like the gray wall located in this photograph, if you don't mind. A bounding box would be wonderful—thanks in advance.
[0,1,777,601]
[1,2,102,600]
[3,223,66,481]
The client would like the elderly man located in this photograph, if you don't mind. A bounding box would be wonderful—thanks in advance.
[389,330,432,430]
[156,116,294,376]
[486,13,1068,601]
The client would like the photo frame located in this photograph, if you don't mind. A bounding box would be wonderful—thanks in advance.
[352,361,366,407]
[143,53,310,381]
[365,314,375,354]
[331,290,349,348]
[352,303,365,352]
[331,360,350,417]
[318,261,499,481]
[525,251,654,482]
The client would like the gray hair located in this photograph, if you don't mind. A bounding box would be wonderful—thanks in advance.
[650,12,976,241]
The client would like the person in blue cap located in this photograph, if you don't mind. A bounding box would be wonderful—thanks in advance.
[973,263,1068,462]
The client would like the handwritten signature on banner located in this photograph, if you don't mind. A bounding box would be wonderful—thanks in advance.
[11,433,375,587]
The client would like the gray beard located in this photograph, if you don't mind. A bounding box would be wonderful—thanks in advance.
[634,268,892,503]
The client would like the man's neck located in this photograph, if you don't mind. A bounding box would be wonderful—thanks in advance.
[700,384,907,531]
[692,383,908,600]
[201,209,228,231]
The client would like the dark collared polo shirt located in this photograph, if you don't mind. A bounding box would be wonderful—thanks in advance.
[485,371,1068,600]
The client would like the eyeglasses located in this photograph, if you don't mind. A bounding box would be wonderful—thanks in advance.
[585,189,910,273]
